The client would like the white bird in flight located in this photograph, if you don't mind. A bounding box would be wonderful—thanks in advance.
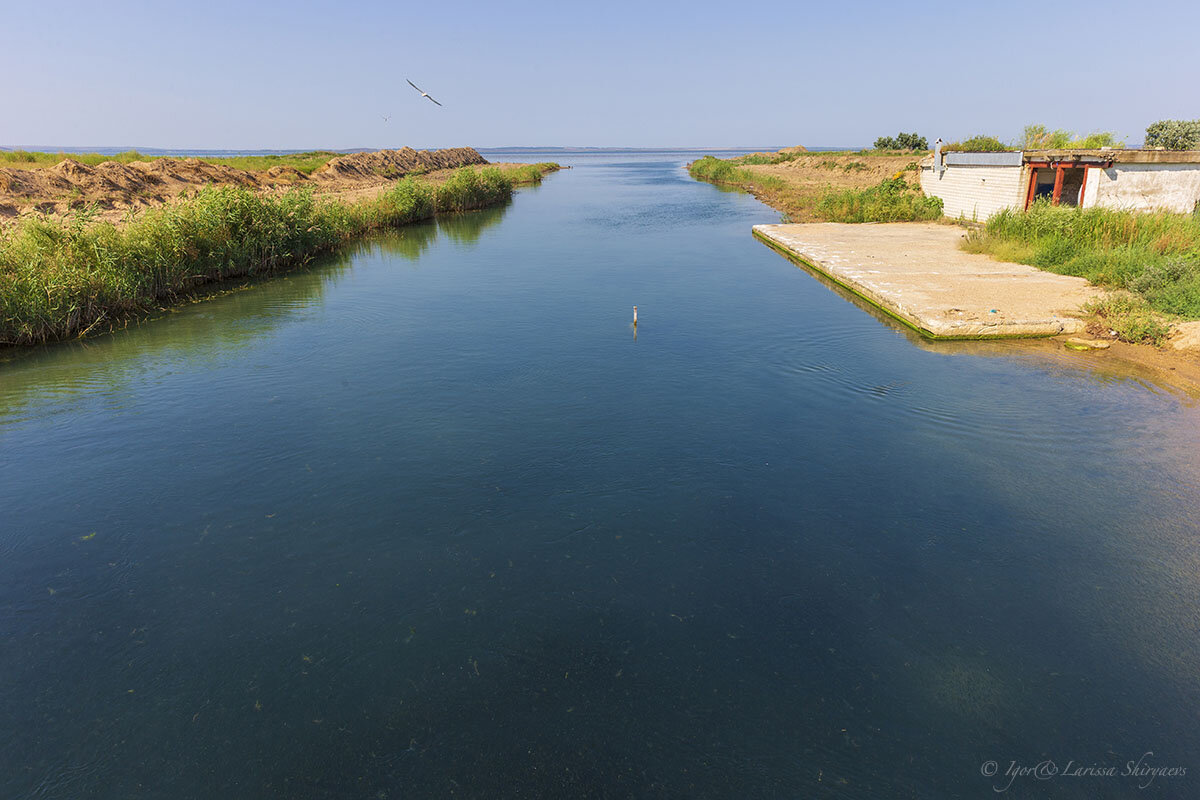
[382,115,392,123]
[406,79,443,107]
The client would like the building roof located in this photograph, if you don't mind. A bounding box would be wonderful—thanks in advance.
[1024,149,1200,164]
[921,149,1200,168]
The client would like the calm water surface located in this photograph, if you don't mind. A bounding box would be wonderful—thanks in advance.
[3,153,1199,799]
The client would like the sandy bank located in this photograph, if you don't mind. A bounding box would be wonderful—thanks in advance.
[0,147,491,221]
[692,148,925,222]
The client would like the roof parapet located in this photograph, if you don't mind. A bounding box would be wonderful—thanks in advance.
[1024,149,1200,164]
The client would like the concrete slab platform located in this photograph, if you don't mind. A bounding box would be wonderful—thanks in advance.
[754,222,1107,339]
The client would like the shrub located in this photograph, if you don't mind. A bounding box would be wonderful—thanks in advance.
[1022,125,1122,149]
[944,135,1012,152]
[874,132,928,151]
[1083,295,1172,346]
[814,177,944,223]
[1144,119,1200,150]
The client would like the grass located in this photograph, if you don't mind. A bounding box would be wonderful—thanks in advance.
[1021,125,1122,150]
[0,164,556,345]
[963,201,1200,342]
[689,156,789,191]
[735,153,791,166]
[689,156,942,223]
[1082,295,1172,346]
[813,178,943,223]
[732,150,928,168]
[0,149,345,175]
[944,136,1013,152]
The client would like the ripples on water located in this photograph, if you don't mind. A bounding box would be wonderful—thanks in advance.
[2,152,1199,799]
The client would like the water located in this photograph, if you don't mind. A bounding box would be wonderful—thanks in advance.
[2,153,1199,799]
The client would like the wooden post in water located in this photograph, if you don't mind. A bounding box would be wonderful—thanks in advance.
[633,306,638,326]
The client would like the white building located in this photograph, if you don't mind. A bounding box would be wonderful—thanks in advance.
[919,147,1200,220]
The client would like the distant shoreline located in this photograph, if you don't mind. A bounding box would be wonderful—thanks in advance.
[1,145,865,157]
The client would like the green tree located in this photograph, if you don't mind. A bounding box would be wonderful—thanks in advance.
[1145,119,1200,150]
[873,132,928,151]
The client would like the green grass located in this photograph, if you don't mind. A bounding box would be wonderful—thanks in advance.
[731,150,926,167]
[0,149,344,175]
[0,165,554,345]
[733,154,784,166]
[1082,295,1172,346]
[813,178,943,223]
[1021,125,1122,150]
[689,156,787,190]
[944,136,1013,152]
[690,156,942,223]
[490,162,557,188]
[963,201,1200,319]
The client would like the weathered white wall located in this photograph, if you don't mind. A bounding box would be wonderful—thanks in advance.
[920,164,1027,220]
[1081,167,1100,207]
[1088,163,1200,213]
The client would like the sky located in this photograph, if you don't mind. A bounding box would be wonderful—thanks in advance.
[2,0,1198,150]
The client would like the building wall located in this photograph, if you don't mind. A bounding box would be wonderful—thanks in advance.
[1088,163,1200,213]
[1081,167,1100,208]
[920,164,1027,220]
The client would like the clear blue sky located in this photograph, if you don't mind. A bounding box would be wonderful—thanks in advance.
[2,0,1197,150]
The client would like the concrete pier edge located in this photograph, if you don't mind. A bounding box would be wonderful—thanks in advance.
[752,224,1092,341]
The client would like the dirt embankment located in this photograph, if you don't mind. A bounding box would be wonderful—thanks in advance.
[747,151,923,204]
[691,146,928,223]
[311,147,486,184]
[0,147,489,220]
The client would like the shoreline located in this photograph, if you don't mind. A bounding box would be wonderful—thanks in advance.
[753,222,1103,340]
[753,222,1200,391]
[690,150,1200,377]
[0,161,560,347]
[0,147,493,221]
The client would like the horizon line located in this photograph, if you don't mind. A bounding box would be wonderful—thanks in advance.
[1,144,862,154]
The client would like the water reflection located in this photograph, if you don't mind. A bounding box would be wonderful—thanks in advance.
[336,203,512,264]
[0,201,515,426]
[759,236,1200,402]
[435,203,509,247]
[3,154,1199,799]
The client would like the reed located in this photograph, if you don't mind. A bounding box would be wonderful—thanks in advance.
[963,201,1200,319]
[0,164,556,345]
[813,178,943,223]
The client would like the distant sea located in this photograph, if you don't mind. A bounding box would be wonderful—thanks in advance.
[0,145,861,157]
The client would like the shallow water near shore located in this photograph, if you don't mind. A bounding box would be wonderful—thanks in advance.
[3,151,1199,799]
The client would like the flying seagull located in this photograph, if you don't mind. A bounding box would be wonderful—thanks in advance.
[406,79,443,107]
[382,115,392,123]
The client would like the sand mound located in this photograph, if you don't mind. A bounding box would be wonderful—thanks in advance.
[312,147,488,183]
[265,165,308,182]
[0,147,489,219]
